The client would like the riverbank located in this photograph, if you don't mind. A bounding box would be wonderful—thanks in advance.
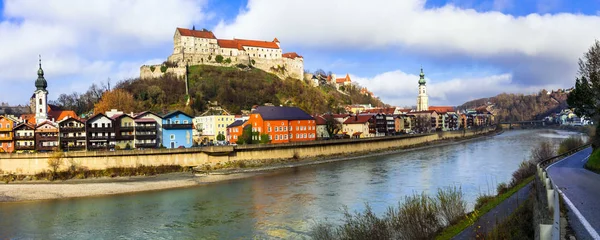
[0,129,501,202]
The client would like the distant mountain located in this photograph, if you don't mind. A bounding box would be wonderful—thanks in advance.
[457,89,571,122]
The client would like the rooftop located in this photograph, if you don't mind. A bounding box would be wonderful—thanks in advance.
[253,106,314,121]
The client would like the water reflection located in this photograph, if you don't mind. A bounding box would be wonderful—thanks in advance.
[0,129,586,239]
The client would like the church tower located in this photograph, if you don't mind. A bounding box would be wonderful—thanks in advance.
[416,67,428,111]
[34,56,48,124]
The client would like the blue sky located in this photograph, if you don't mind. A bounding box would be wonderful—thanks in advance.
[1,0,600,108]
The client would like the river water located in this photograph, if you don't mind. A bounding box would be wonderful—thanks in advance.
[0,129,586,239]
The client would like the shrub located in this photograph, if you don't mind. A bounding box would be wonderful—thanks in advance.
[215,55,224,63]
[125,143,131,150]
[208,55,212,61]
[160,65,168,73]
[47,151,63,179]
[510,160,534,188]
[487,197,534,239]
[558,136,584,155]
[496,182,509,195]
[236,63,247,69]
[530,141,555,163]
[437,186,467,225]
[224,58,232,64]
[389,193,442,239]
[150,66,156,72]
[251,59,255,65]
[474,194,495,210]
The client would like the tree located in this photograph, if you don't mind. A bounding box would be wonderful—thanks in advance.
[324,115,341,138]
[414,115,432,133]
[260,134,270,144]
[224,58,232,64]
[216,133,225,141]
[239,125,253,145]
[47,151,63,180]
[93,88,139,114]
[216,55,224,63]
[568,40,600,148]
[314,69,326,77]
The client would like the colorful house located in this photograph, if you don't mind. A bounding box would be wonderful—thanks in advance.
[35,121,59,152]
[161,110,193,148]
[194,115,235,142]
[134,114,159,149]
[58,117,86,151]
[0,116,15,153]
[86,113,115,151]
[314,115,330,139]
[13,123,36,152]
[343,115,375,138]
[112,114,135,150]
[226,120,248,143]
[247,106,316,144]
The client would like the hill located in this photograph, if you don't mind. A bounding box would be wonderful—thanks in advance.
[108,65,385,115]
[457,89,570,122]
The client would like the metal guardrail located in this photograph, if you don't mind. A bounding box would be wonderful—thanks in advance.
[536,143,591,240]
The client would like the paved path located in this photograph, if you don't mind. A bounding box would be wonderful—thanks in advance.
[547,147,600,239]
[453,182,532,239]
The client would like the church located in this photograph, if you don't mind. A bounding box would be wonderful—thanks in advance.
[19,57,78,124]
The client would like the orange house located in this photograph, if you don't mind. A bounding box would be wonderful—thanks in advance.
[0,116,15,153]
[226,120,248,143]
[247,106,316,144]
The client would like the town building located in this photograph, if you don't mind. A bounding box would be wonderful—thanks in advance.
[246,106,316,144]
[58,117,86,151]
[395,114,414,133]
[342,115,375,138]
[112,114,135,150]
[416,68,429,111]
[410,110,438,133]
[35,121,58,152]
[194,115,235,143]
[161,110,193,148]
[334,74,352,90]
[86,113,116,151]
[226,120,248,143]
[314,115,330,139]
[13,123,35,153]
[133,114,159,149]
[140,27,304,80]
[0,116,15,153]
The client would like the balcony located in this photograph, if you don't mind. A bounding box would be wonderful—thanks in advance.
[119,126,134,131]
[60,136,86,141]
[135,134,157,140]
[135,125,156,131]
[87,127,113,132]
[0,136,12,141]
[37,146,58,152]
[15,145,35,151]
[14,135,35,140]
[60,127,84,133]
[0,127,11,132]
[135,143,157,149]
[88,144,115,150]
[63,145,86,151]
[88,135,114,140]
[37,136,58,141]
[116,135,134,140]
[162,123,193,129]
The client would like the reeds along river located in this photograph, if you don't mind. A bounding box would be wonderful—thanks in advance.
[0,129,586,239]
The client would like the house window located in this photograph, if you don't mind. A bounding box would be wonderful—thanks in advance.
[170,134,175,140]
[283,126,287,131]
[268,127,271,132]
[275,135,279,140]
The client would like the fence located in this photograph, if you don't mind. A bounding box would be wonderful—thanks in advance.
[536,143,591,240]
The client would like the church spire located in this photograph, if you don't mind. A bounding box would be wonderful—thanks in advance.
[418,66,426,85]
[35,55,48,91]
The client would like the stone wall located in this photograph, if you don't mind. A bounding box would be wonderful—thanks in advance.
[0,127,495,175]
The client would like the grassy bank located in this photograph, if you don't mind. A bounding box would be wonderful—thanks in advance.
[486,196,534,239]
[435,176,533,239]
[585,148,600,173]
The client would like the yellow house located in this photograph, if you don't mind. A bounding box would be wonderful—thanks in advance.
[342,115,375,138]
[193,115,235,142]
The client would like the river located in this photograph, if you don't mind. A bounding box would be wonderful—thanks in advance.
[0,129,586,239]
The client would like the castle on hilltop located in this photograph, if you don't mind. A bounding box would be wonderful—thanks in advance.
[140,27,304,80]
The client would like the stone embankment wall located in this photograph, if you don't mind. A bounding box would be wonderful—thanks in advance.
[0,127,494,175]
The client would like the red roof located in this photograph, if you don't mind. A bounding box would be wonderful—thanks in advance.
[313,115,327,125]
[177,28,216,39]
[361,107,395,115]
[217,39,243,50]
[343,115,373,124]
[234,38,280,49]
[282,52,303,59]
[429,106,455,113]
[335,74,351,84]
[49,110,78,122]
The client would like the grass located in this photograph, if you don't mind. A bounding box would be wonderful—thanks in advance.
[486,196,534,239]
[435,175,534,240]
[585,148,600,173]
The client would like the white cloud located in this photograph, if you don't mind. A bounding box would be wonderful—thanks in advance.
[0,0,207,103]
[351,69,561,107]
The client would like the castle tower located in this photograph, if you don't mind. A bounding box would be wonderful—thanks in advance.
[416,67,428,111]
[34,56,49,124]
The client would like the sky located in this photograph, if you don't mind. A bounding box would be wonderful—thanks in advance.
[1,0,600,108]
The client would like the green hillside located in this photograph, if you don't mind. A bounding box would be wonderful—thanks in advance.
[114,65,385,115]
